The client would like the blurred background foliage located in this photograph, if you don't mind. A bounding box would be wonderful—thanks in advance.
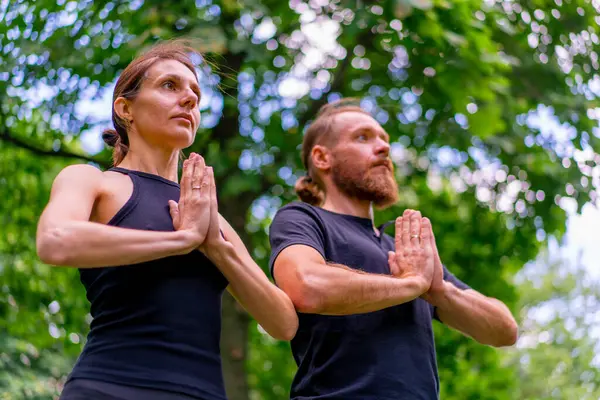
[1,0,599,398]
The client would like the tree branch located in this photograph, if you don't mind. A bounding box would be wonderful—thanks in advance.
[0,129,110,168]
[297,28,374,129]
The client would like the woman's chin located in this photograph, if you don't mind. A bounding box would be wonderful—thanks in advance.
[165,130,196,150]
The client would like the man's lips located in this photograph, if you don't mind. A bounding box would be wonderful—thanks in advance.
[372,161,392,171]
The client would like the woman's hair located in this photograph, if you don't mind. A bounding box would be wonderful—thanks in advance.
[102,41,199,166]
[294,98,371,206]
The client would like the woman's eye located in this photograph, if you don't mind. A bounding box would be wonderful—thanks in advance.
[163,81,176,90]
[357,134,368,141]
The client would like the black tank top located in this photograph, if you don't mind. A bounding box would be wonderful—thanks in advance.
[67,167,229,399]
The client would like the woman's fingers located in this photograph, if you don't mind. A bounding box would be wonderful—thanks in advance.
[198,166,210,200]
[179,159,192,209]
[209,167,217,214]
[191,153,206,193]
[207,167,220,236]
[168,200,179,228]
[207,167,217,221]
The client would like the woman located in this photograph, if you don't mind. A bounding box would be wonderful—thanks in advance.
[36,42,298,400]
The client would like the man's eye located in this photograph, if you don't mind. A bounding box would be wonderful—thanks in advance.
[357,134,368,141]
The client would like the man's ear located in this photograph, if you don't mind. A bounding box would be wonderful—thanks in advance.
[114,97,133,124]
[311,145,331,173]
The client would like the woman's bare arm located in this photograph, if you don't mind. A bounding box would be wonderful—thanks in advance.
[37,158,208,268]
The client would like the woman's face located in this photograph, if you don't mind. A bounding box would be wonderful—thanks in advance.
[125,59,201,150]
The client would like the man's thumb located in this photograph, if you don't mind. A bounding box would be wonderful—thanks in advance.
[168,200,179,220]
[388,251,395,263]
[388,251,400,275]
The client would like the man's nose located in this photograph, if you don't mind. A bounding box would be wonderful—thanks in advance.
[375,138,390,157]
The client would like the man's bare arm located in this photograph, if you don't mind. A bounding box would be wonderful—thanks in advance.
[431,283,518,347]
[273,245,427,315]
[273,215,435,315]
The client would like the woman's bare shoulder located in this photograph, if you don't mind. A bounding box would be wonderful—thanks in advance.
[52,164,104,190]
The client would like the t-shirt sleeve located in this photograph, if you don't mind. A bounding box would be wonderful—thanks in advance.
[432,265,471,322]
[442,265,470,291]
[268,203,326,281]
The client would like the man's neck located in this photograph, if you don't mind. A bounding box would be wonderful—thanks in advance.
[321,189,372,220]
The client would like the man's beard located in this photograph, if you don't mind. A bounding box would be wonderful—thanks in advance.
[331,155,399,208]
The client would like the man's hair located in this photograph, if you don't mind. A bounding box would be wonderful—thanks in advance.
[294,98,372,206]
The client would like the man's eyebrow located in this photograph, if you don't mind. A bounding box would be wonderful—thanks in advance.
[349,125,389,140]
[349,124,372,133]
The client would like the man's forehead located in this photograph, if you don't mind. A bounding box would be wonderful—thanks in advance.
[332,111,382,131]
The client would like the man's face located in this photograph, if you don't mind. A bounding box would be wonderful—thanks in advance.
[328,111,399,208]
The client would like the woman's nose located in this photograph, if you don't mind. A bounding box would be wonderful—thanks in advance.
[180,88,198,108]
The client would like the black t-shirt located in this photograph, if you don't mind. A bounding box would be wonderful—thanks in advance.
[269,202,470,400]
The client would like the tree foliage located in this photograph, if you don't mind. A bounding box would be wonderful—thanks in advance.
[505,249,600,399]
[1,0,599,398]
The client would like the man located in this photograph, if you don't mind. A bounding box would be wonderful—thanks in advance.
[268,99,518,399]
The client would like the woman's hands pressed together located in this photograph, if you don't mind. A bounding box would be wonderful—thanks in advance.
[198,160,234,256]
[169,153,211,248]
[169,153,298,340]
[169,153,231,255]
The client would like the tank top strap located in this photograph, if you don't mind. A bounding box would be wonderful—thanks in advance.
[106,167,142,227]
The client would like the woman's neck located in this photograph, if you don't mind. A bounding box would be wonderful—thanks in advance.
[117,147,180,183]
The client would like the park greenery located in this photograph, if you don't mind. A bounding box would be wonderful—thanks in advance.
[1,0,599,398]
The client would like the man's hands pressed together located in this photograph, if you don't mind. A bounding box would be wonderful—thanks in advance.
[388,209,519,347]
[387,209,450,303]
[387,209,435,295]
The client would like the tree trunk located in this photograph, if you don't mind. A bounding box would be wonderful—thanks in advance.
[221,290,250,400]
[211,47,251,399]
[218,192,256,400]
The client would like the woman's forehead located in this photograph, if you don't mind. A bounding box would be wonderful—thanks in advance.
[145,59,198,83]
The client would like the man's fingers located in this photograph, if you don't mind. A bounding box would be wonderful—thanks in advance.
[420,218,431,250]
[428,221,442,264]
[388,251,398,275]
[401,210,411,246]
[428,222,438,251]
[421,219,434,257]
[395,217,402,250]
[410,211,421,246]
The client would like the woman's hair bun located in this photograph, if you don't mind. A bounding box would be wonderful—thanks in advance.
[102,129,120,147]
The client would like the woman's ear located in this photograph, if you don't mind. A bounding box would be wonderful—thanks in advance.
[311,145,331,173]
[114,97,133,124]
